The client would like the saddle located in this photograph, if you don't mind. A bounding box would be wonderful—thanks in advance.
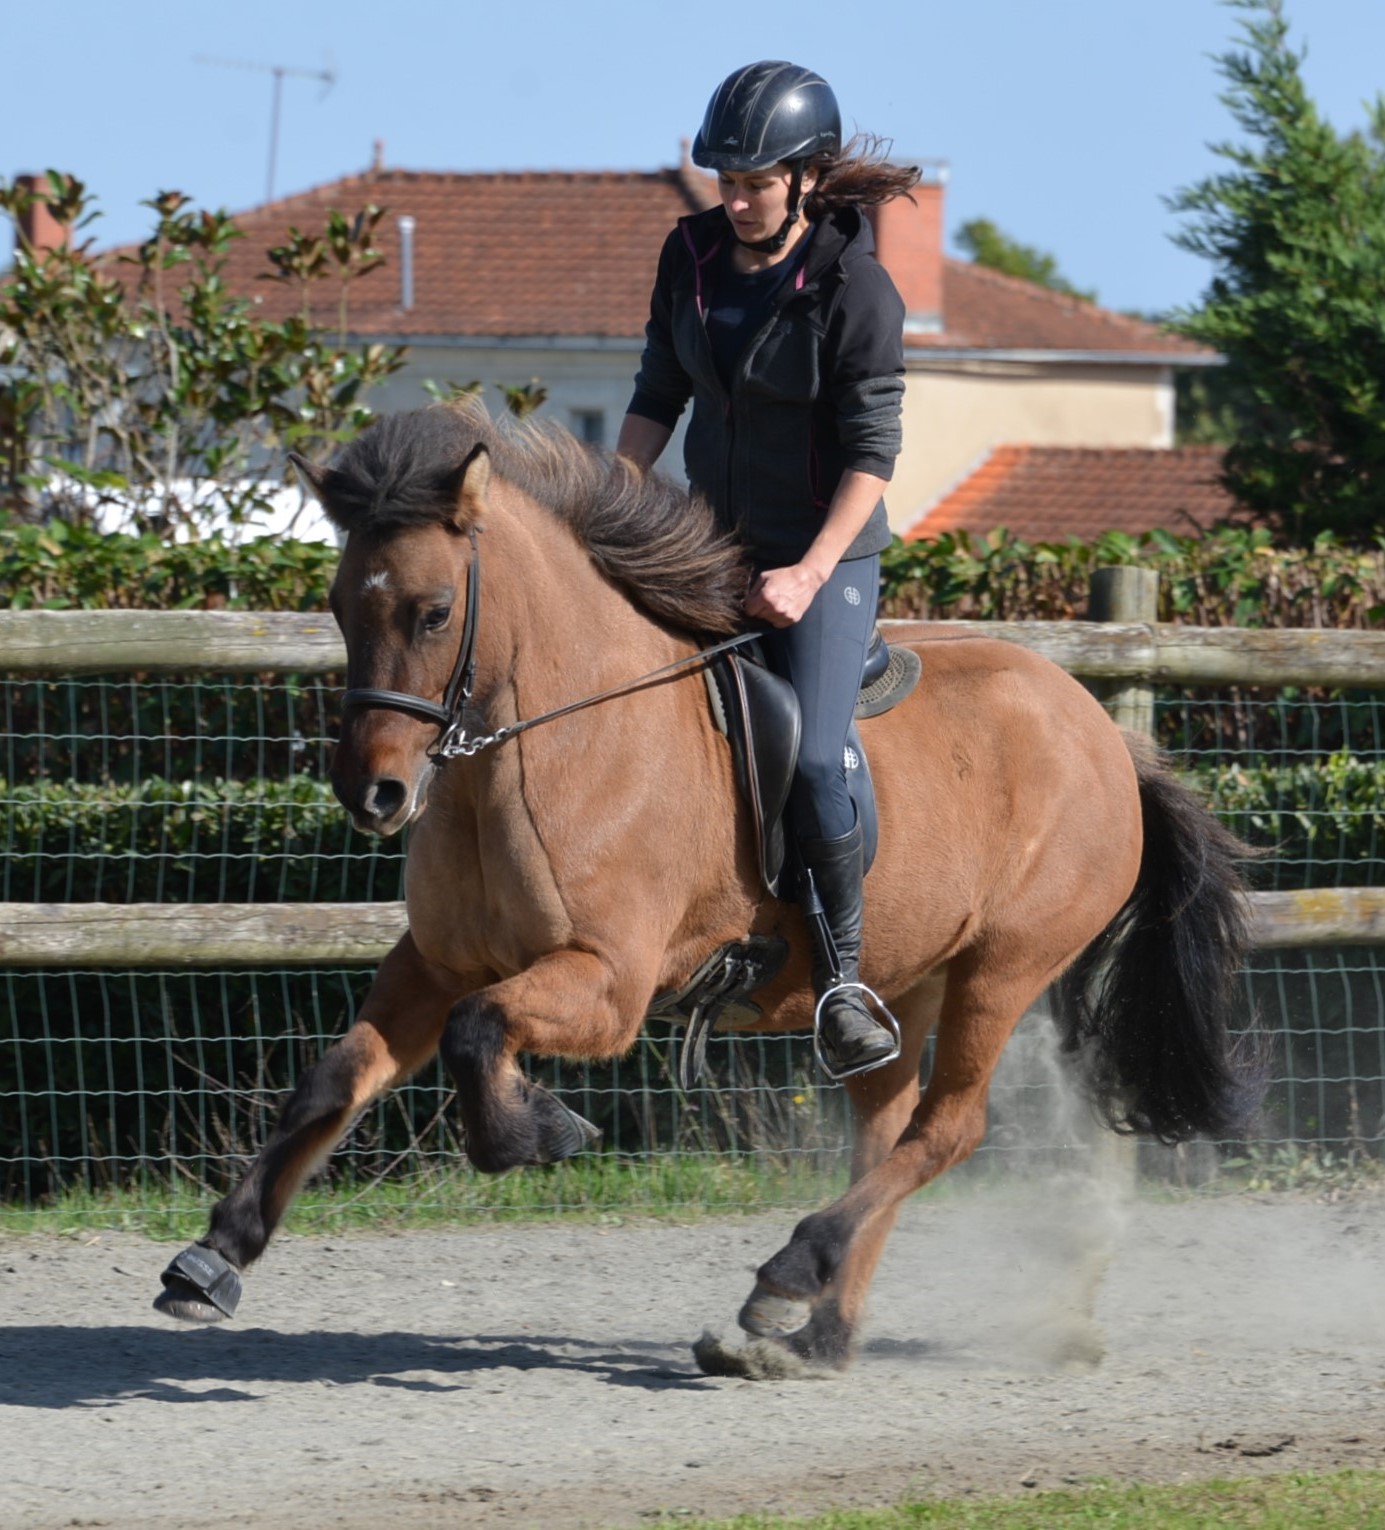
[652,630,921,1091]
[702,628,921,897]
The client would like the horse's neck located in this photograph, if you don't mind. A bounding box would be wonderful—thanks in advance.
[482,488,685,706]
[415,488,749,972]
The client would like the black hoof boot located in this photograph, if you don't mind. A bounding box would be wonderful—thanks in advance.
[153,1245,242,1324]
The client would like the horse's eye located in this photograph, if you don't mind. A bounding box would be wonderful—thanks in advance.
[423,605,452,632]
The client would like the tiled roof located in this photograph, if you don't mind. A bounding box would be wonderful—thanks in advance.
[202,166,712,338]
[915,260,1210,358]
[97,164,1213,359]
[907,444,1238,542]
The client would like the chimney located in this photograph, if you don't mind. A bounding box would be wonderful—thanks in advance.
[869,163,947,336]
[13,174,70,260]
[397,215,416,311]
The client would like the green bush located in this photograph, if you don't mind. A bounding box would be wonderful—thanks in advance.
[0,518,339,611]
[1192,754,1385,887]
[880,524,1385,627]
[4,517,1385,626]
[3,760,1378,905]
[0,775,404,903]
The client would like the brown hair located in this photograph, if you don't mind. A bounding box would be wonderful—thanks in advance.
[803,133,921,216]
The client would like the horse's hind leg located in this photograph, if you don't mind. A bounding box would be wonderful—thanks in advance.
[739,976,941,1364]
[740,952,1054,1367]
[439,949,649,1174]
[154,933,462,1323]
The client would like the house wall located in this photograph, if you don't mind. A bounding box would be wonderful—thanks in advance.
[893,359,1175,534]
[371,341,664,454]
[367,343,1177,544]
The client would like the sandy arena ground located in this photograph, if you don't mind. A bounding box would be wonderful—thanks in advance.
[2,1182,1383,1528]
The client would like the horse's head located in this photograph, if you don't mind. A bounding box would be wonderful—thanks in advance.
[292,416,492,836]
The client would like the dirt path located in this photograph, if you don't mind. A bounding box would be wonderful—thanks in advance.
[2,1187,1383,1529]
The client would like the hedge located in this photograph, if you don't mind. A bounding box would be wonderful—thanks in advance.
[2,762,1380,906]
[4,516,1385,627]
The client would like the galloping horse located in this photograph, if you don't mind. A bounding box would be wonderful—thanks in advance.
[153,403,1263,1368]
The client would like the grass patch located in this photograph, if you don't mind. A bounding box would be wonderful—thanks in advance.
[659,1470,1385,1529]
[0,1153,851,1240]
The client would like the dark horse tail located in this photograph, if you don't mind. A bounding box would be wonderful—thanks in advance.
[1052,735,1269,1144]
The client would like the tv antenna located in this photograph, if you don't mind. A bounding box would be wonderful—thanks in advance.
[194,54,337,202]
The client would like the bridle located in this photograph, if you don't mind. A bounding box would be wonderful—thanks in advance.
[340,527,758,760]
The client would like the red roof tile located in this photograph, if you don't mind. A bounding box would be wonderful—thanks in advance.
[916,260,1211,358]
[202,167,711,338]
[95,164,1215,359]
[907,444,1238,541]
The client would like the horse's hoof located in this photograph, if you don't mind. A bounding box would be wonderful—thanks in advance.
[153,1277,227,1324]
[738,1281,813,1338]
[534,1094,601,1164]
[693,1329,819,1380]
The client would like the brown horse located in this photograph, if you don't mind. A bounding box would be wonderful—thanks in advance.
[153,403,1263,1368]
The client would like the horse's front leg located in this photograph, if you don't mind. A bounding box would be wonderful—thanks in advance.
[154,933,465,1323]
[440,949,646,1173]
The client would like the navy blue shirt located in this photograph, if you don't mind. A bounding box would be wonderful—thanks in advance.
[703,233,813,389]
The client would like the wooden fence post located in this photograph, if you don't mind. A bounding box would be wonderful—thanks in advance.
[1088,565,1159,734]
[1086,566,1160,1196]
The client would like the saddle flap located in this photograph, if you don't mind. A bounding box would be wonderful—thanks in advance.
[708,652,801,898]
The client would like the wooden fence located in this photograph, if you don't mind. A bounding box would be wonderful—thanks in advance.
[2,603,1385,965]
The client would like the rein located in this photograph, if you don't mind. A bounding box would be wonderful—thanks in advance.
[340,526,759,761]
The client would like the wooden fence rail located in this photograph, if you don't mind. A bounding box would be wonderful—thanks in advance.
[3,608,1385,687]
[0,889,1382,966]
[2,607,1383,964]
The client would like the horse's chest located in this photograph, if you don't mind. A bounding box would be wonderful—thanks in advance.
[405,799,572,972]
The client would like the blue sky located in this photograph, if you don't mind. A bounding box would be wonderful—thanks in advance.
[4,0,1384,316]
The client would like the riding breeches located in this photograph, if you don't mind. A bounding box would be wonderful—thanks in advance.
[756,553,879,841]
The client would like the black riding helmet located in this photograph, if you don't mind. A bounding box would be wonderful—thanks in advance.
[691,61,842,253]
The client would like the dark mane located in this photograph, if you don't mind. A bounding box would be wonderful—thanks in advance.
[315,401,750,636]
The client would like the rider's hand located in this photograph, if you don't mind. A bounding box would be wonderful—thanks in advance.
[743,563,826,628]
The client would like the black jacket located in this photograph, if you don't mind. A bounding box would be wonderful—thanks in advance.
[628,204,905,565]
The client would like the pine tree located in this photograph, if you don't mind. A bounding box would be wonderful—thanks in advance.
[1169,0,1385,543]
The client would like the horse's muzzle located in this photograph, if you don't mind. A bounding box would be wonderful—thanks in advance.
[333,773,421,837]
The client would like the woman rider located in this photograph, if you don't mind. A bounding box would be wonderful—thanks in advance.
[616,61,920,1078]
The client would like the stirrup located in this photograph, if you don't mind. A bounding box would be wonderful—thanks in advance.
[812,981,902,1082]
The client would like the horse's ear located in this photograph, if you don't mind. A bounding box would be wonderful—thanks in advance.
[288,453,333,504]
[443,443,490,527]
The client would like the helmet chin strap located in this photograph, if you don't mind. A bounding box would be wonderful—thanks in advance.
[733,162,807,254]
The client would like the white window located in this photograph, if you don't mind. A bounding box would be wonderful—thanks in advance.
[571,408,605,445]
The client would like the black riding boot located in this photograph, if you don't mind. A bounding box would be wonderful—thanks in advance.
[798,821,898,1079]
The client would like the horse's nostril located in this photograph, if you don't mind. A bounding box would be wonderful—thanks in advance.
[361,777,409,823]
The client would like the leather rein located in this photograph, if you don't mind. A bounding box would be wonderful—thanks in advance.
[341,528,759,761]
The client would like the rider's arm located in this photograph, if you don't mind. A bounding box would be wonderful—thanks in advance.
[615,413,674,471]
[621,229,692,469]
[743,469,889,626]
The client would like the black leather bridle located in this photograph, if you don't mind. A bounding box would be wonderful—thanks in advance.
[340,526,758,761]
[340,527,485,758]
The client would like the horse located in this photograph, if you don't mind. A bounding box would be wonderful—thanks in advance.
[152,402,1264,1369]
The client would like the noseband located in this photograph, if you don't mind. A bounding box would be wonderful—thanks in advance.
[340,526,757,760]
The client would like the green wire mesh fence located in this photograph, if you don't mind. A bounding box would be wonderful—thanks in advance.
[2,671,1383,1219]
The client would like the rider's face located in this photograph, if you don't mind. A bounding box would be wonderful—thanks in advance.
[717,163,811,242]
